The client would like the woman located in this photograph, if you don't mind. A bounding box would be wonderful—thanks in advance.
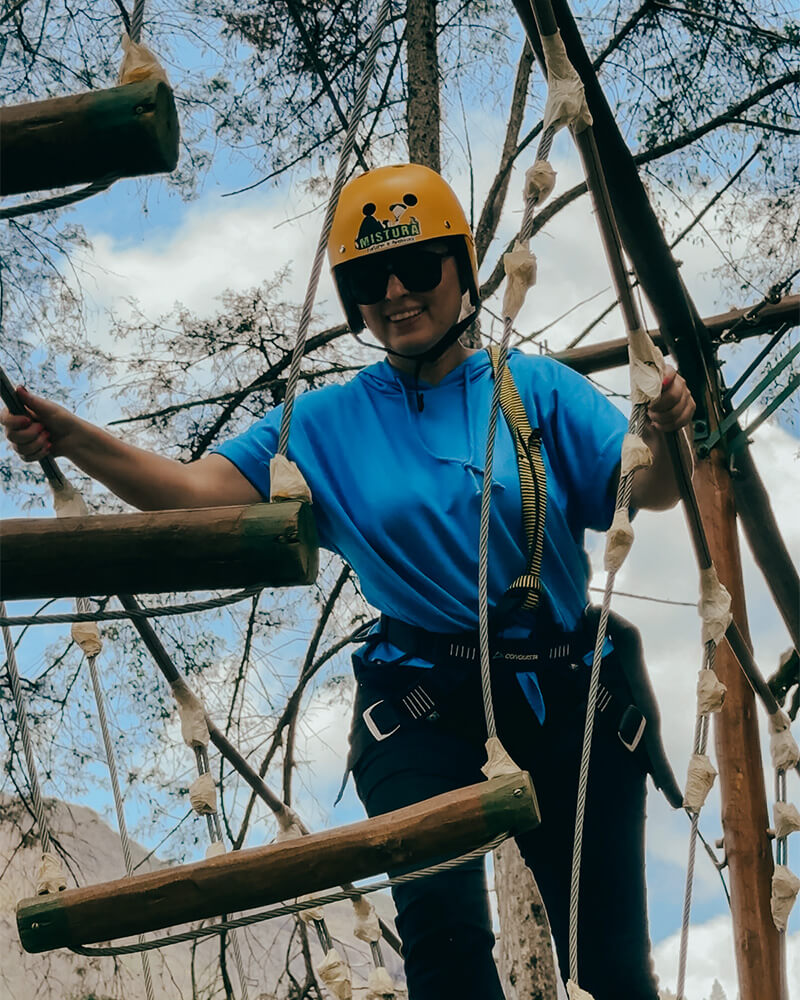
[2,163,694,999]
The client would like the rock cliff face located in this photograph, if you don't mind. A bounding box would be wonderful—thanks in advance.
[0,794,404,999]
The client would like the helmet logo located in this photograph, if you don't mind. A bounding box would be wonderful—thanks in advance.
[355,193,420,251]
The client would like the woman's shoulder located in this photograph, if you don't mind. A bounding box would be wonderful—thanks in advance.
[292,361,393,418]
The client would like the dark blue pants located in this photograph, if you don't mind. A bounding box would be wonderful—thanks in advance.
[350,651,660,999]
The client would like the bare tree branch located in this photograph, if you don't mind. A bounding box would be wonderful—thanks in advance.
[474,40,535,267]
[233,565,353,850]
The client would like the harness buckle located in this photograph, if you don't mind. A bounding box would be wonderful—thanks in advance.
[618,704,646,752]
[363,701,400,742]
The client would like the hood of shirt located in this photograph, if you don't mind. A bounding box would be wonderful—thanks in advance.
[355,350,500,485]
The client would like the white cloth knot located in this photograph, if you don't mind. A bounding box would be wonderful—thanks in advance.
[683,753,717,812]
[366,965,397,999]
[698,566,733,646]
[771,864,800,931]
[170,677,210,748]
[697,668,726,715]
[627,327,665,404]
[36,852,67,895]
[620,433,653,477]
[502,241,537,321]
[352,895,382,943]
[541,31,592,133]
[71,621,103,658]
[604,508,634,573]
[524,161,557,207]
[189,772,217,814]
[317,948,352,999]
[774,801,800,840]
[270,454,312,503]
[119,34,170,85]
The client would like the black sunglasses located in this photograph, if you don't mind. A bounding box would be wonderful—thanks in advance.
[342,246,453,305]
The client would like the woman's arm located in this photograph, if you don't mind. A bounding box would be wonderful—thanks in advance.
[1,386,263,510]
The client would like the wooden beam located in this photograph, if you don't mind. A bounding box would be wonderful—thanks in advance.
[0,502,318,600]
[732,446,800,651]
[17,771,540,953]
[0,79,179,196]
[693,448,784,999]
[550,295,800,376]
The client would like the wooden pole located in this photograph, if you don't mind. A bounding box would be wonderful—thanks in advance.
[0,502,318,600]
[511,0,789,992]
[17,771,540,953]
[0,79,179,196]
[693,444,784,1000]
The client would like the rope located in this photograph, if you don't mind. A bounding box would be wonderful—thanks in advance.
[129,0,145,44]
[676,640,716,999]
[566,403,646,982]
[70,834,508,957]
[0,177,117,222]
[0,587,262,627]
[192,745,250,1000]
[477,122,559,742]
[1,605,54,854]
[79,595,155,1000]
[276,0,392,458]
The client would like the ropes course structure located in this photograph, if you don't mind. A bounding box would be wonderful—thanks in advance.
[2,0,799,998]
[507,1,800,996]
[1,3,540,997]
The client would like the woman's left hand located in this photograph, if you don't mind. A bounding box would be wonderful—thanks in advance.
[647,366,695,433]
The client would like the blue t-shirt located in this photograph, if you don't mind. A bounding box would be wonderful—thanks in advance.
[213,349,626,636]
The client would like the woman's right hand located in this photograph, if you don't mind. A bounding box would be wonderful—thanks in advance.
[0,386,79,462]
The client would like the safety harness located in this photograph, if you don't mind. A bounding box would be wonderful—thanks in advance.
[352,348,648,761]
[487,345,548,612]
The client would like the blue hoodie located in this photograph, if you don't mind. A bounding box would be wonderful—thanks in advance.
[214,349,626,639]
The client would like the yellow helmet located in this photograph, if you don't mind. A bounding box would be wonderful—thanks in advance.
[328,163,480,333]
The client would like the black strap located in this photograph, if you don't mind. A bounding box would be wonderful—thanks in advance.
[374,615,578,668]
[358,642,646,753]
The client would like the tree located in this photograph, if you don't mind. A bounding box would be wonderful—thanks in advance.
[2,1,798,997]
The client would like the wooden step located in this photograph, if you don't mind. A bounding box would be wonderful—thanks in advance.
[17,772,539,953]
[0,502,318,599]
[0,79,179,196]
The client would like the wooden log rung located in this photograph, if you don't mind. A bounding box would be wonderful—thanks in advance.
[0,502,319,600]
[0,79,179,197]
[16,772,539,953]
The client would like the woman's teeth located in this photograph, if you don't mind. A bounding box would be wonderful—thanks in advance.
[389,308,423,322]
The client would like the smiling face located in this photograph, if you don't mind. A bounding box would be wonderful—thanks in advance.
[356,244,464,360]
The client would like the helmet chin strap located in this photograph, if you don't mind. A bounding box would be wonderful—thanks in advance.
[352,308,478,413]
[352,293,480,364]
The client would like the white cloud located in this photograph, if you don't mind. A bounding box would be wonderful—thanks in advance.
[79,188,341,333]
[653,914,800,999]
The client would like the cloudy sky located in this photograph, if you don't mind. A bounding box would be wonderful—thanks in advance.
[3,73,798,1000]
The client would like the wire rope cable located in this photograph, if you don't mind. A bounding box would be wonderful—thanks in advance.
[275,0,393,458]
[70,833,508,957]
[566,402,645,982]
[675,645,716,999]
[78,594,155,1000]
[0,587,263,627]
[476,123,558,741]
[1,604,55,854]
